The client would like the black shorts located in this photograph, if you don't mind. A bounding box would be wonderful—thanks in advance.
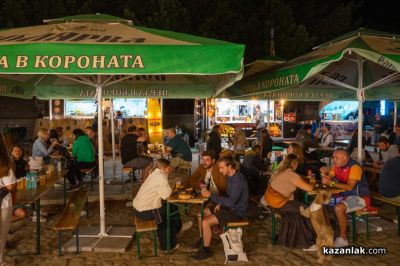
[213,207,243,226]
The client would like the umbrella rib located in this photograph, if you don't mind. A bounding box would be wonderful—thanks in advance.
[363,72,400,91]
[314,74,357,91]
[56,74,97,87]
[104,75,133,87]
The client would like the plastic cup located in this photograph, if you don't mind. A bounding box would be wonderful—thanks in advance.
[17,179,24,190]
[39,175,46,186]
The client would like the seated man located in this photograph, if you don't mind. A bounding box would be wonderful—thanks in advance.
[389,124,400,145]
[121,126,153,182]
[165,127,192,169]
[240,144,267,196]
[373,136,398,169]
[189,150,227,195]
[320,149,370,248]
[189,150,227,243]
[379,145,400,203]
[317,124,334,147]
[192,157,249,260]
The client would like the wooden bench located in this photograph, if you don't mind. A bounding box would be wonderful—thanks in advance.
[223,220,249,232]
[371,192,400,235]
[134,216,158,259]
[80,167,96,191]
[54,188,89,256]
[351,209,378,242]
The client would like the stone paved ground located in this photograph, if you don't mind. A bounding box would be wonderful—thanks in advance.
[4,199,399,266]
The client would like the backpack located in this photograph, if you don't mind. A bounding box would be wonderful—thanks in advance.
[220,227,248,264]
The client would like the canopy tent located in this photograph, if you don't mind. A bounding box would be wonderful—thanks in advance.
[0,14,245,238]
[222,29,400,161]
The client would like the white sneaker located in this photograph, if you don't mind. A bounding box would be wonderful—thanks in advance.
[80,211,87,217]
[32,215,47,223]
[303,244,317,251]
[179,221,193,234]
[334,237,349,247]
[394,219,398,224]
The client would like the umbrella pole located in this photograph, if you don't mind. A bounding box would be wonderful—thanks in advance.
[357,56,363,162]
[267,101,270,129]
[49,99,53,122]
[96,83,106,236]
[110,99,116,179]
[394,101,397,127]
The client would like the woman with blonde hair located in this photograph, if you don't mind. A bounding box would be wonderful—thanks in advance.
[133,158,191,251]
[32,128,58,159]
[1,146,16,265]
[264,154,316,250]
[287,143,307,175]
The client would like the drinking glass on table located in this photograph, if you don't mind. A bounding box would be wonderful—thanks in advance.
[174,177,182,190]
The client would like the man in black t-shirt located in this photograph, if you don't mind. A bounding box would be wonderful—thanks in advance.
[121,126,153,179]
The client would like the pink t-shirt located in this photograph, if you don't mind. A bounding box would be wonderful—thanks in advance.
[270,169,299,199]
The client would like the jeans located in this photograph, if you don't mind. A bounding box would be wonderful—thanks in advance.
[67,161,96,185]
[134,202,182,251]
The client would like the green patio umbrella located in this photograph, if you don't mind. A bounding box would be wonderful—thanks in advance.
[0,13,245,237]
[223,28,400,161]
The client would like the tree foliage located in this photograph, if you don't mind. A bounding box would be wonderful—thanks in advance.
[0,0,364,62]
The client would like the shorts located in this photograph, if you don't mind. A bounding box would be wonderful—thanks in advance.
[214,207,243,226]
[342,195,366,213]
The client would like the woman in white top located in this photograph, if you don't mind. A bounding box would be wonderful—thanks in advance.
[1,148,16,265]
[133,158,190,251]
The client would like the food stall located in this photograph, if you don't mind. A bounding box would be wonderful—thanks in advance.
[209,98,283,140]
[46,98,162,151]
[319,100,358,139]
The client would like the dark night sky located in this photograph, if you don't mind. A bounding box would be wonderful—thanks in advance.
[360,0,400,33]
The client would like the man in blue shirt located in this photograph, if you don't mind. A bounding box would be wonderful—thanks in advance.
[379,146,400,203]
[192,157,249,260]
[165,127,192,169]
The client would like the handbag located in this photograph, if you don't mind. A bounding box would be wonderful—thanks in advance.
[264,185,291,209]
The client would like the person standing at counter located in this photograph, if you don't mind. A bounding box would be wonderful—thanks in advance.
[207,125,222,160]
[317,124,334,147]
[255,105,265,141]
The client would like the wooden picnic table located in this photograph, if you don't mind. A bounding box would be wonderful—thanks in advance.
[363,165,382,189]
[166,193,208,253]
[16,170,66,255]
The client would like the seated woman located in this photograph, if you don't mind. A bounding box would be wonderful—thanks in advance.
[133,158,191,251]
[32,128,58,163]
[287,143,307,176]
[67,129,96,191]
[10,145,28,221]
[264,154,316,249]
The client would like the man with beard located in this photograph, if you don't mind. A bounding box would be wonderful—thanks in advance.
[188,150,227,246]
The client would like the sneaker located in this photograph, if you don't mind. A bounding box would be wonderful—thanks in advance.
[334,237,348,248]
[179,221,193,234]
[191,248,213,260]
[80,211,87,217]
[32,215,46,223]
[303,244,317,251]
[394,219,398,224]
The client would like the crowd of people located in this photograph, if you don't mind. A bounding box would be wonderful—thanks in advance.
[2,116,400,263]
